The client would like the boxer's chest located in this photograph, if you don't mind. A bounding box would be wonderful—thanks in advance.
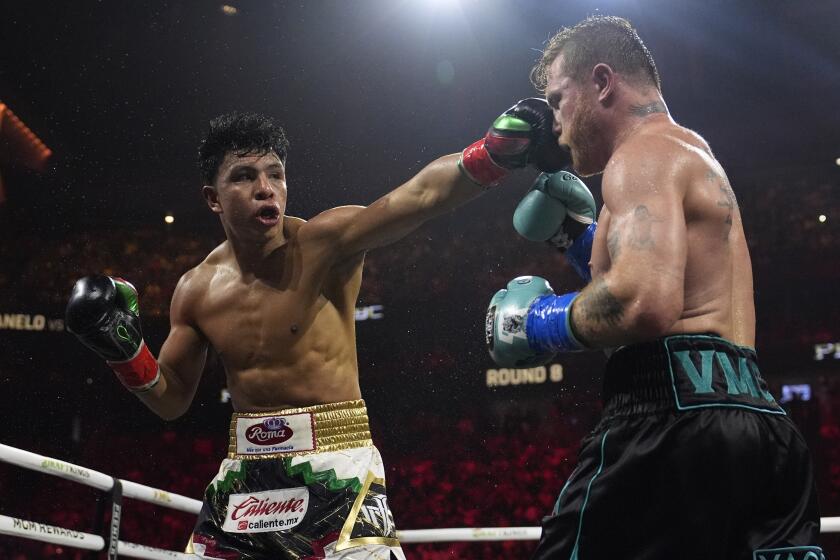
[195,248,354,369]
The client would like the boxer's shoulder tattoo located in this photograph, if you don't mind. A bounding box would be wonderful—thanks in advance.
[628,205,659,250]
[608,205,658,260]
[705,169,736,240]
[578,278,624,330]
[629,101,667,117]
[607,228,621,260]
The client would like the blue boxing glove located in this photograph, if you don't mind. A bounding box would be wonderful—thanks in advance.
[513,172,597,282]
[485,275,585,368]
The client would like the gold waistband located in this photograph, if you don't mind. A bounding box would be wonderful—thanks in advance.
[228,399,372,459]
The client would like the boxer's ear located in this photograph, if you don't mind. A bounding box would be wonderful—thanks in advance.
[203,185,222,214]
[591,63,616,103]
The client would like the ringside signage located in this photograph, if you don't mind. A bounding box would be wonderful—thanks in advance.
[485,364,564,387]
[0,313,63,331]
[814,342,840,361]
[0,306,383,333]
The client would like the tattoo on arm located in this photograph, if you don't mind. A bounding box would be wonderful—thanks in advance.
[574,278,625,344]
[607,228,621,261]
[628,205,659,250]
[606,205,659,265]
[629,101,667,117]
[705,169,737,240]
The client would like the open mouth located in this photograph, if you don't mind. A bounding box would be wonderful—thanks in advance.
[256,205,281,226]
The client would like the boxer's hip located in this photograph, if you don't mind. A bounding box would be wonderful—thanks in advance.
[600,333,784,418]
[227,399,373,459]
[189,400,403,559]
[533,335,820,560]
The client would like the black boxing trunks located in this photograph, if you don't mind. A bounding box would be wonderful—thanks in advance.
[186,400,405,560]
[532,334,824,560]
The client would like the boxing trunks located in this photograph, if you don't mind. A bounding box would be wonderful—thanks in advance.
[187,400,405,560]
[532,334,824,560]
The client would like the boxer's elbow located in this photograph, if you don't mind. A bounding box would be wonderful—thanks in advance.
[138,396,190,421]
[135,376,193,421]
[624,286,683,339]
[154,403,190,422]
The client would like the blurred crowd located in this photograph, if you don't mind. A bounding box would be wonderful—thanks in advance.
[1,169,838,557]
[1,172,837,346]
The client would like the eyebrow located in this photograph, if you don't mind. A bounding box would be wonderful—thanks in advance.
[226,164,255,176]
[226,162,284,176]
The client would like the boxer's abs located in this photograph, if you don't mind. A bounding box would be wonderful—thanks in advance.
[195,279,363,412]
[223,360,363,412]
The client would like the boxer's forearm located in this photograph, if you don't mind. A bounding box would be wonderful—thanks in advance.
[407,153,486,216]
[570,276,681,348]
[375,153,484,227]
[134,363,196,421]
[341,154,484,253]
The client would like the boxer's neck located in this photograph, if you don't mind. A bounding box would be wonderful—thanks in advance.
[226,227,289,277]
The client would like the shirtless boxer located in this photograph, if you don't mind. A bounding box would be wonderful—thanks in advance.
[486,16,824,559]
[65,106,566,559]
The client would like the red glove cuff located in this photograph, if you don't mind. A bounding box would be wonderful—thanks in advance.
[459,139,509,187]
[107,341,161,392]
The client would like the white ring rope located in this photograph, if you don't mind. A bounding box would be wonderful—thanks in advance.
[0,514,191,559]
[0,443,202,514]
[399,527,542,543]
[1,441,838,556]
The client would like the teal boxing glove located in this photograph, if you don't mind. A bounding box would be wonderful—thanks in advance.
[513,172,597,281]
[485,275,584,368]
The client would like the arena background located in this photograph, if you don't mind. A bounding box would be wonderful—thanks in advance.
[1,1,839,558]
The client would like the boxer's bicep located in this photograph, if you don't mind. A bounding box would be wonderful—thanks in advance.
[145,275,209,419]
[600,154,687,328]
[572,160,687,347]
[158,321,208,399]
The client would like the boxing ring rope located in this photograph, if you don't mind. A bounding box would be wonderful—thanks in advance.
[1,443,839,558]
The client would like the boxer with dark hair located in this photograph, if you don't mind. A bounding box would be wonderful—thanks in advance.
[487,16,823,559]
[66,105,566,559]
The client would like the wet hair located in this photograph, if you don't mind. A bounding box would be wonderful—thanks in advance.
[197,112,290,184]
[531,15,660,93]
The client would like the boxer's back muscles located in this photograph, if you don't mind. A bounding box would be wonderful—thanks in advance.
[588,120,755,347]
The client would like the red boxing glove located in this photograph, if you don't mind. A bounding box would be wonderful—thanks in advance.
[459,98,570,187]
[108,340,161,392]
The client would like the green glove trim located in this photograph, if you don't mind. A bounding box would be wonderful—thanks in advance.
[114,278,140,315]
[492,114,532,132]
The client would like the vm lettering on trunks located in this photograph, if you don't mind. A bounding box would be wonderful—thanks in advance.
[673,349,774,401]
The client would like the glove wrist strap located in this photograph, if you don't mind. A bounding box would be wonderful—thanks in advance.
[564,222,597,283]
[107,341,161,393]
[458,139,509,187]
[526,292,586,353]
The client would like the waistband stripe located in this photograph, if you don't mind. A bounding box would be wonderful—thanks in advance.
[603,335,784,417]
[228,400,372,459]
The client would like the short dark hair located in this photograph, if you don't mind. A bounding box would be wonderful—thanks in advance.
[197,112,290,184]
[531,15,660,93]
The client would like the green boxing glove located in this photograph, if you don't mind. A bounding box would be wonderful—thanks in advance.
[485,276,558,368]
[513,171,597,281]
